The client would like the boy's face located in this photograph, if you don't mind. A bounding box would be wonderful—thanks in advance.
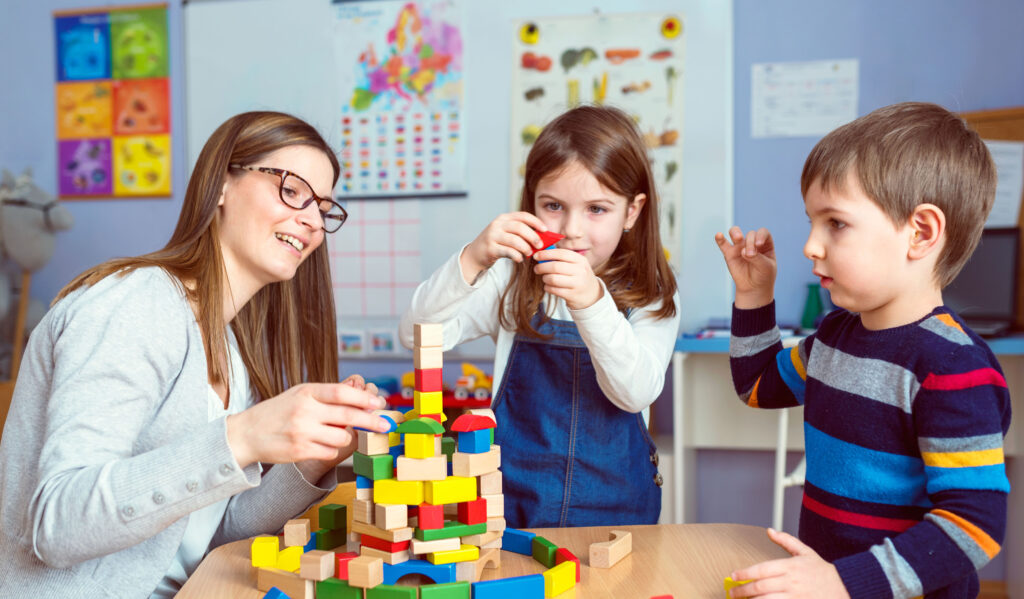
[803,173,921,330]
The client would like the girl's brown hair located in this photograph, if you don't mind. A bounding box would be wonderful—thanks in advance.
[56,111,341,400]
[499,105,677,337]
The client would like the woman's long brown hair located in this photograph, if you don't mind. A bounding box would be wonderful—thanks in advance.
[55,111,341,400]
[499,105,677,337]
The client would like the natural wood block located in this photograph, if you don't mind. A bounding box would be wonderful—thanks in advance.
[375,503,408,530]
[347,555,384,588]
[460,530,501,546]
[481,493,504,518]
[414,323,443,347]
[478,471,502,496]
[485,517,506,533]
[358,430,391,455]
[454,547,500,582]
[351,519,414,543]
[589,530,632,568]
[353,498,374,525]
[397,455,447,481]
[360,545,411,565]
[283,519,311,547]
[413,346,443,369]
[452,446,500,477]
[256,567,313,598]
[299,549,335,581]
[410,536,461,555]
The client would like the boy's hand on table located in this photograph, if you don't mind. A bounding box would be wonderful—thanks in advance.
[533,247,602,310]
[714,226,777,309]
[729,528,850,599]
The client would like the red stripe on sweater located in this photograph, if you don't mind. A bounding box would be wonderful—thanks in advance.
[802,494,918,533]
[921,368,1007,391]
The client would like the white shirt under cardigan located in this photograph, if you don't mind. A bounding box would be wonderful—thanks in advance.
[398,247,681,420]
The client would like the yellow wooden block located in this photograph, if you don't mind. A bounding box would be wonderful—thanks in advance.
[374,478,425,505]
[388,431,402,447]
[275,545,303,572]
[424,476,477,505]
[251,536,279,568]
[544,561,576,596]
[397,455,447,481]
[405,433,436,459]
[428,543,480,565]
[414,390,443,414]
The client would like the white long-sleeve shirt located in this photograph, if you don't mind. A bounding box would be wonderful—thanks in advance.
[399,247,681,415]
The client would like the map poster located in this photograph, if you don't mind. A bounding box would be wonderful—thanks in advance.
[54,3,171,198]
[332,0,466,199]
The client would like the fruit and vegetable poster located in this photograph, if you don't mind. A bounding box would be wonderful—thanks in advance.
[509,12,685,268]
[332,0,467,199]
[54,3,171,198]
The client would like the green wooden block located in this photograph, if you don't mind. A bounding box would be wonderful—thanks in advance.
[319,503,347,530]
[420,581,471,599]
[441,436,456,460]
[490,428,494,445]
[353,452,394,480]
[531,535,558,568]
[365,583,418,599]
[316,577,362,599]
[316,527,347,551]
[415,520,487,541]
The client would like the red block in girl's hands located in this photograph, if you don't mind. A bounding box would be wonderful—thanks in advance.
[528,230,566,257]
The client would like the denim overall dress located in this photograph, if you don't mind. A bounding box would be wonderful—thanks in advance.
[492,309,663,528]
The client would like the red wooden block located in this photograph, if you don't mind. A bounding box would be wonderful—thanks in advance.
[457,497,487,525]
[418,502,444,530]
[335,551,359,580]
[420,413,443,424]
[450,414,496,432]
[415,368,443,393]
[555,547,581,582]
[360,534,410,553]
[527,230,566,256]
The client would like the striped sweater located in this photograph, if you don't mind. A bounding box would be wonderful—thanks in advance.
[730,303,1010,599]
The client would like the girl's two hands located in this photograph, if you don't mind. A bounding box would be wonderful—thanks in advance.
[533,247,602,310]
[226,374,390,475]
[460,212,548,284]
[715,226,777,309]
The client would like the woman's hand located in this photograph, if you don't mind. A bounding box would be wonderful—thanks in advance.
[460,212,548,284]
[226,382,390,471]
[714,226,777,309]
[533,247,603,310]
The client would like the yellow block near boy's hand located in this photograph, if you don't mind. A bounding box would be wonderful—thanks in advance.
[250,535,278,568]
[724,576,753,598]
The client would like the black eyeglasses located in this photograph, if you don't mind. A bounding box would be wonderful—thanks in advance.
[228,164,347,233]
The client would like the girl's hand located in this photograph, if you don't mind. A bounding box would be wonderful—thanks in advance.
[226,382,390,470]
[714,226,777,309]
[341,373,378,398]
[533,248,602,310]
[728,528,850,599]
[460,212,548,284]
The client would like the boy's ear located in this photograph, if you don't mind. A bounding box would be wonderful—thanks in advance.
[907,203,945,261]
[625,193,647,230]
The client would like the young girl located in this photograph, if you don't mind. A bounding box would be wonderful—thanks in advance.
[0,111,391,597]
[400,105,679,527]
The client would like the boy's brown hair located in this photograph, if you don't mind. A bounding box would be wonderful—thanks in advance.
[800,102,997,287]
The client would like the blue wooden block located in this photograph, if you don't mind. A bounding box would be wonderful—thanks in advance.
[263,587,291,599]
[382,559,457,585]
[303,530,319,553]
[471,574,545,598]
[457,430,491,454]
[389,443,405,460]
[356,475,372,489]
[502,528,536,556]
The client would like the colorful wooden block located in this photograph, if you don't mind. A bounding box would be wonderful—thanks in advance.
[361,534,411,554]
[481,494,504,518]
[414,323,444,347]
[347,555,385,588]
[276,545,303,572]
[424,476,476,505]
[531,536,558,568]
[471,573,545,598]
[427,543,479,565]
[414,390,443,415]
[555,547,581,583]
[457,429,491,454]
[252,535,279,568]
[418,502,445,530]
[543,561,576,597]
[334,551,359,580]
[413,346,443,369]
[320,504,347,530]
[315,578,362,599]
[502,528,536,556]
[352,520,414,543]
[256,567,313,599]
[411,536,462,555]
[298,549,335,581]
[354,452,394,480]
[373,479,425,505]
[353,498,374,525]
[452,446,500,477]
[456,497,487,525]
[316,527,347,551]
[415,368,444,392]
[416,521,487,542]
[589,530,632,568]
[481,537,502,550]
[420,581,471,599]
[382,558,458,585]
[375,503,408,530]
[365,583,418,598]
[360,545,411,565]
[478,471,502,495]
[262,588,291,599]
[454,548,500,583]
[359,430,392,455]
[441,436,456,460]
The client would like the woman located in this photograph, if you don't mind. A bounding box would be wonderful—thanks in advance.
[0,111,390,597]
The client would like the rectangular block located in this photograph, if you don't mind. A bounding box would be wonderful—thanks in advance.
[375,503,408,530]
[335,551,359,580]
[532,536,558,568]
[485,517,506,533]
[356,487,373,501]
[414,390,443,415]
[316,527,347,551]
[374,479,424,505]
[441,436,456,460]
[316,577,362,599]
[360,545,411,565]
[456,430,491,454]
[543,560,576,597]
[413,346,443,369]
[414,323,443,347]
[452,447,500,478]
[276,545,303,572]
[366,583,418,599]
[502,528,536,556]
[481,494,504,518]
[460,530,500,546]
[427,544,479,565]
[361,534,410,554]
[299,549,335,581]
[353,498,374,525]
[411,536,461,555]
[471,574,544,598]
[397,455,447,481]
[403,434,436,459]
[415,368,443,393]
[418,502,445,530]
[424,476,476,505]
[359,430,392,455]
[456,498,487,526]
[420,581,471,599]
[256,567,313,599]
[353,452,394,480]
[555,547,581,583]
[320,504,348,530]
[415,521,486,542]
[352,519,414,543]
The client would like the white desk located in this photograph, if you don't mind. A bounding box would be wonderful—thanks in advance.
[671,335,1024,597]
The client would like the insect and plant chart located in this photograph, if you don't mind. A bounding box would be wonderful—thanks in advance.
[509,12,685,269]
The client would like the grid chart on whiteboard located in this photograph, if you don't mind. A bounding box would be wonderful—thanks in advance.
[330,200,421,318]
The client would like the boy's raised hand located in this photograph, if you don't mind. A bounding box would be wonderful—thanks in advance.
[715,226,777,309]
[729,528,850,599]
[460,211,548,284]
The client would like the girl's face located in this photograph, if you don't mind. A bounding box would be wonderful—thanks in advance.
[218,145,332,295]
[534,160,645,274]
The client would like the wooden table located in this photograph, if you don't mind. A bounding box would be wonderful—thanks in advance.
[179,523,789,598]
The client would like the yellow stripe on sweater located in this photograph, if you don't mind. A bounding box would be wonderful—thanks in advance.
[922,448,1004,468]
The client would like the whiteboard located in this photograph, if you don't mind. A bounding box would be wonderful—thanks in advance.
[184,0,733,333]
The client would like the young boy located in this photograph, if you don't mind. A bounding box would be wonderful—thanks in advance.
[715,102,1010,599]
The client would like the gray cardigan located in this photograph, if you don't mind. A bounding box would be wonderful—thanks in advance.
[0,267,334,597]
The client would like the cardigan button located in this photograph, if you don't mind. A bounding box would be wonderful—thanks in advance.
[152,492,165,505]
[186,481,198,492]
[122,506,135,517]
[650,453,659,466]
[220,463,233,475]
[653,473,664,487]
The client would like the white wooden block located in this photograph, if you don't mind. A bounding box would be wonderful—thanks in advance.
[414,323,444,347]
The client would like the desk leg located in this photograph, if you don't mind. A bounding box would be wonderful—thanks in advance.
[672,352,696,524]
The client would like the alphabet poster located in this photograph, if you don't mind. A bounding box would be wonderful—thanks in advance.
[54,3,171,198]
